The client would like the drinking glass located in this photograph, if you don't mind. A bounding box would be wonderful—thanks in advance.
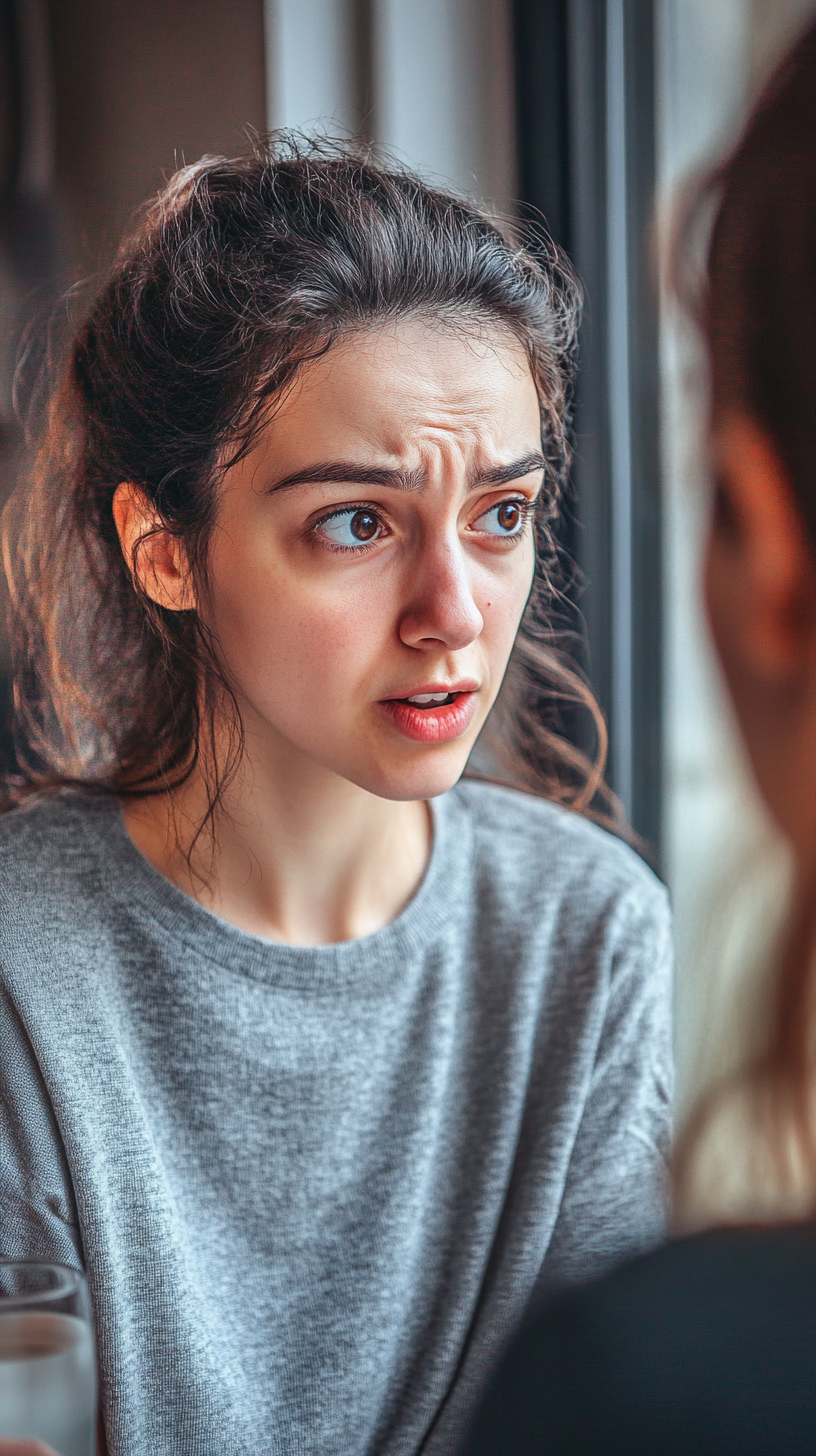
[0,1263,96,1456]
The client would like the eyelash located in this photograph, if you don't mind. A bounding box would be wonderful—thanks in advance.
[310,494,537,555]
[473,496,535,537]
[311,503,388,555]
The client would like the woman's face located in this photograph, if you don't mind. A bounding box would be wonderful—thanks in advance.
[202,320,544,801]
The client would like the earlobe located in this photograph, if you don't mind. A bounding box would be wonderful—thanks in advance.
[112,482,197,613]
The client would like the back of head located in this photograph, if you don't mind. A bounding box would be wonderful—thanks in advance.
[708,23,816,535]
[678,21,816,1223]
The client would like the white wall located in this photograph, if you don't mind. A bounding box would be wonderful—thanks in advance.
[265,0,517,207]
[373,0,516,206]
[265,0,365,138]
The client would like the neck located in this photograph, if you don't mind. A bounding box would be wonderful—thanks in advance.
[121,726,431,947]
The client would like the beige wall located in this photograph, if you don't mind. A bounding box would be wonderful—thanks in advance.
[47,0,267,272]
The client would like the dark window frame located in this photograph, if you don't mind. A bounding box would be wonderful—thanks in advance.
[514,0,663,863]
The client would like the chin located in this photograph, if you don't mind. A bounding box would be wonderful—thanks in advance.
[351,742,474,803]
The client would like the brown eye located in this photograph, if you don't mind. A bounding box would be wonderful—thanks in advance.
[317,507,385,549]
[474,499,527,537]
[350,510,378,541]
[497,502,520,531]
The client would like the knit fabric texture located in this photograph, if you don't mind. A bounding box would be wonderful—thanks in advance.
[0,782,673,1456]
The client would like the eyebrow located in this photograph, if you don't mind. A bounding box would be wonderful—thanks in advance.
[266,452,547,495]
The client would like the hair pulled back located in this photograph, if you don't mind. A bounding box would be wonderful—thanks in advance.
[6,136,612,828]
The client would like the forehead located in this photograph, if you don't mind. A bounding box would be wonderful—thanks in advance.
[265,318,540,459]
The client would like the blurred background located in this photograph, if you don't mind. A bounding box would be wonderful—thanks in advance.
[1,0,814,1110]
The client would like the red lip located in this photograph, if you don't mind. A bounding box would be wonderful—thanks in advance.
[380,687,479,744]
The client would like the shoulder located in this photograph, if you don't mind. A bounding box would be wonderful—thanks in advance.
[471,1226,816,1456]
[543,1222,816,1380]
[449,779,670,938]
[603,1220,816,1294]
[0,788,118,887]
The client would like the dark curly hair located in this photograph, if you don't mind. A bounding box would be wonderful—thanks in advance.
[5,136,616,833]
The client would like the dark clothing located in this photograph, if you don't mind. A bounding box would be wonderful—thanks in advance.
[467,1223,816,1456]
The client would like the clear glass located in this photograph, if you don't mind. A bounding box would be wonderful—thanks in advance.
[0,1263,96,1456]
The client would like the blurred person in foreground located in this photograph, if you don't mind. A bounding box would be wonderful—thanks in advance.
[467,18,816,1456]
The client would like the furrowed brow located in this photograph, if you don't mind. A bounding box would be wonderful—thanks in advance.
[267,461,424,493]
[266,452,546,495]
[471,453,547,489]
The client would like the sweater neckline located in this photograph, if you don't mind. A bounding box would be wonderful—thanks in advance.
[82,789,469,991]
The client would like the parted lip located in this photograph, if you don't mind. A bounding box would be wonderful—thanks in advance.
[383,680,480,701]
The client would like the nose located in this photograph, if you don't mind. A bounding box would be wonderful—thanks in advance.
[398,535,484,652]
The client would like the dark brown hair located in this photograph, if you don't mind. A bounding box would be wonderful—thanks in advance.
[5,136,615,834]
[675,20,816,1209]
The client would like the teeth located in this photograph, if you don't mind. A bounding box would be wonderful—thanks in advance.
[407,692,452,705]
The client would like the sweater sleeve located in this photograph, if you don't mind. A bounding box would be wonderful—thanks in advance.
[536,879,674,1296]
[0,982,84,1268]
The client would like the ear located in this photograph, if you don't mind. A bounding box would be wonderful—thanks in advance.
[112,482,197,613]
[706,413,816,681]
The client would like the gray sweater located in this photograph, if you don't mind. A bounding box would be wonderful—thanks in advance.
[0,782,672,1456]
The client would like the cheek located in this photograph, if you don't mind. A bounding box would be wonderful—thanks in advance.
[479,544,535,648]
[205,543,395,709]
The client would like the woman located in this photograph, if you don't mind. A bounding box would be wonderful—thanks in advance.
[467,20,816,1456]
[0,145,671,1455]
